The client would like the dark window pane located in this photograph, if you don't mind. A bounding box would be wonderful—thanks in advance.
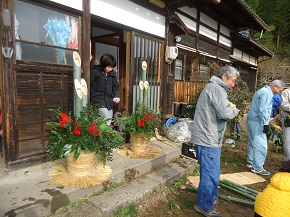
[14,0,79,56]
[185,60,192,81]
[17,42,73,65]
[175,59,183,80]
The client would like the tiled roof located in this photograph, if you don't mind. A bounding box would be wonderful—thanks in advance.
[236,0,269,30]
[232,31,274,57]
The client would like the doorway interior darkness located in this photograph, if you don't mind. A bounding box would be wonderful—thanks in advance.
[91,25,121,73]
[91,23,163,114]
[90,23,126,115]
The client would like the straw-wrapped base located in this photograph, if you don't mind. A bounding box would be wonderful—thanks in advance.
[118,132,161,159]
[49,150,111,188]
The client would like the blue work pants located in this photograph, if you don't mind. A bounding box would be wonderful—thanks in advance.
[230,121,241,136]
[247,120,267,171]
[195,145,221,211]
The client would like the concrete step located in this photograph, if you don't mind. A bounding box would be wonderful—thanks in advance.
[0,139,195,217]
[85,157,197,217]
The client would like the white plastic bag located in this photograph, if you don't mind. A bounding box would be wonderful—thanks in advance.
[166,122,191,143]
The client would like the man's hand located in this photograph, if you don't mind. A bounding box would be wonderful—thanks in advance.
[263,125,270,134]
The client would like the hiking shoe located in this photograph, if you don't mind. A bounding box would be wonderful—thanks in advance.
[194,205,221,217]
[237,135,240,141]
[251,168,271,176]
[246,163,253,169]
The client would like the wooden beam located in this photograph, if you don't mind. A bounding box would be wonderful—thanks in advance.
[92,33,119,39]
[92,36,119,46]
[1,0,18,165]
[82,0,91,104]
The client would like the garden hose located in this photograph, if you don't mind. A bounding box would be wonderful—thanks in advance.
[165,117,177,128]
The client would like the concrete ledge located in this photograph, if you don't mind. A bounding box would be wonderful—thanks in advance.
[0,140,184,217]
[87,158,197,217]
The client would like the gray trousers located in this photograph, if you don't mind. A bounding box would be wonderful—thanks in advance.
[99,108,113,126]
[282,117,290,160]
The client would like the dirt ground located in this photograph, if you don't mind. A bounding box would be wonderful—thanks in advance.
[136,124,284,217]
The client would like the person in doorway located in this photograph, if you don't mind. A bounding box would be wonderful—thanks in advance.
[247,80,285,176]
[280,87,290,162]
[90,54,120,126]
[254,159,290,217]
[191,65,240,217]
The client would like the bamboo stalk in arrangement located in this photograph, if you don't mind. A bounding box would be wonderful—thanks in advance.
[81,78,88,107]
[73,51,82,117]
[141,61,148,107]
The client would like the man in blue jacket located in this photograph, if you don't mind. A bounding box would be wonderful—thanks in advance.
[247,80,285,176]
[192,65,240,217]
[271,93,282,118]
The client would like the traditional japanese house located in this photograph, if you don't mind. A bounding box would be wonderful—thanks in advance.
[0,0,273,169]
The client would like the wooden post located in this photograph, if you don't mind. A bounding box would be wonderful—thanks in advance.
[139,80,144,104]
[1,0,18,165]
[82,0,91,104]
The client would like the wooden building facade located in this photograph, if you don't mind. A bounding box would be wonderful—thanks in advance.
[0,0,273,169]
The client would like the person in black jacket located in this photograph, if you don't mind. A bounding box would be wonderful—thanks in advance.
[90,54,120,126]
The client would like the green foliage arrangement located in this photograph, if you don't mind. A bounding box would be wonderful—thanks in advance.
[121,103,162,138]
[45,104,124,162]
[228,77,253,119]
[228,77,253,133]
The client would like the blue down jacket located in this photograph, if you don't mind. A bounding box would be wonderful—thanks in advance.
[90,65,120,110]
